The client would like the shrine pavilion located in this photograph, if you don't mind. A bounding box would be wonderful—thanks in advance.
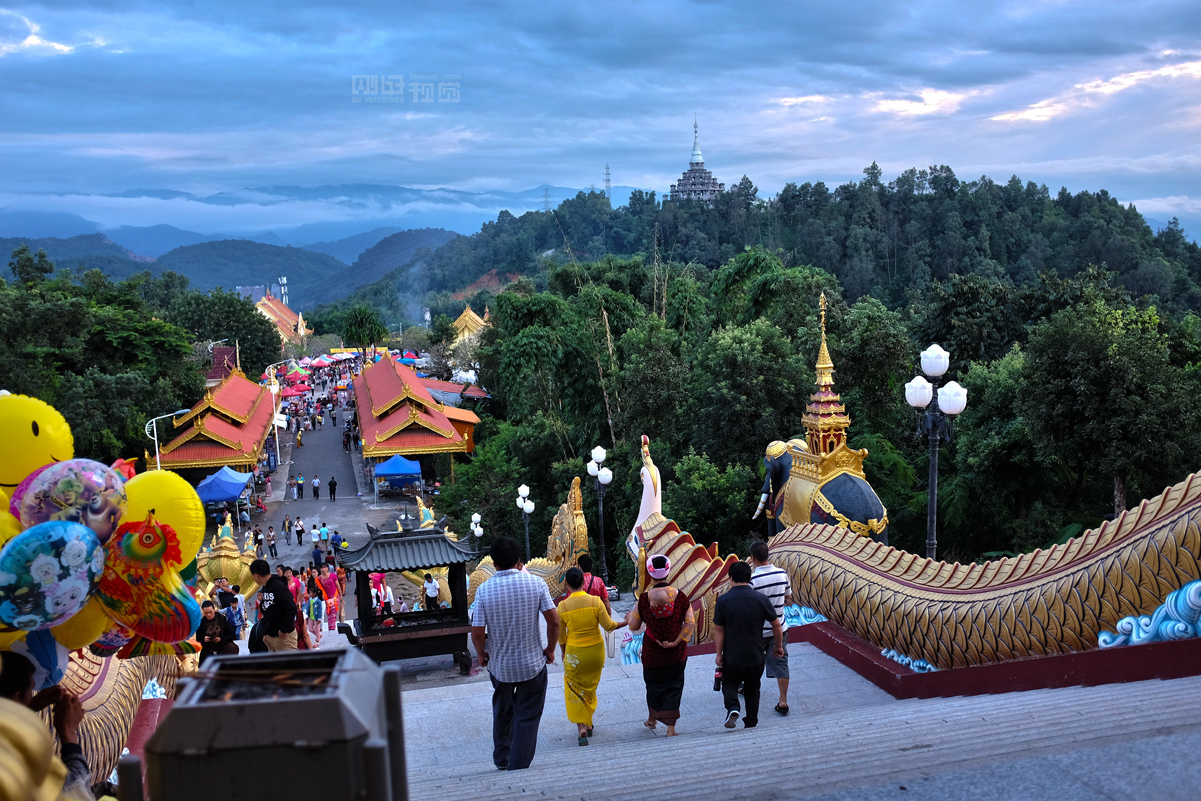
[353,354,480,473]
[152,368,275,473]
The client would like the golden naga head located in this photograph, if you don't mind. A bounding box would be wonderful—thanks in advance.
[641,434,658,496]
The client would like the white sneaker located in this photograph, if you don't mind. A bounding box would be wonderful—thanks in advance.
[724,710,739,729]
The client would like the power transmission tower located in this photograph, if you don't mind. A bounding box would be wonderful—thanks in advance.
[604,164,611,200]
[278,275,289,306]
[541,188,553,212]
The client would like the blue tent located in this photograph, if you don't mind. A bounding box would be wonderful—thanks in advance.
[375,455,421,480]
[196,466,254,504]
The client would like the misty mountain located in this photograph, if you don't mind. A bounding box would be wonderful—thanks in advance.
[0,234,150,280]
[0,211,101,239]
[301,227,404,263]
[349,228,459,281]
[153,240,349,309]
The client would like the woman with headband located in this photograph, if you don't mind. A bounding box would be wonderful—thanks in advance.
[557,567,628,746]
[626,554,695,737]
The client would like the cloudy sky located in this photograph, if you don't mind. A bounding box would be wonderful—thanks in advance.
[1,0,1200,235]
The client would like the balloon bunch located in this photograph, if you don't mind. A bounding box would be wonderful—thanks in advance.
[0,394,206,688]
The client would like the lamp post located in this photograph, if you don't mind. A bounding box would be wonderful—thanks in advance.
[470,512,484,552]
[905,344,968,560]
[586,445,614,583]
[515,485,534,562]
[145,409,193,471]
[263,359,295,472]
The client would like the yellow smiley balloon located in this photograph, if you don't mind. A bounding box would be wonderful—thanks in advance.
[0,488,17,549]
[0,394,74,492]
[122,470,206,567]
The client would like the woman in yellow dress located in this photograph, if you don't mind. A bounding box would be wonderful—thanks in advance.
[557,566,627,746]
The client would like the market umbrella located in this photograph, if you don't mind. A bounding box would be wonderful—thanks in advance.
[280,386,307,398]
[299,357,312,366]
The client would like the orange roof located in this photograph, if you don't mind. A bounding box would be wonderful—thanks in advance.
[418,377,489,399]
[353,356,478,457]
[159,370,274,468]
[256,293,312,344]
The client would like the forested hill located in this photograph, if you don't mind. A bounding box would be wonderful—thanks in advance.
[152,240,348,308]
[318,164,1201,326]
[0,234,151,280]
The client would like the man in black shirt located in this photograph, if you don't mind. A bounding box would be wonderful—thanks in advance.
[196,601,239,664]
[713,561,784,729]
[250,558,298,651]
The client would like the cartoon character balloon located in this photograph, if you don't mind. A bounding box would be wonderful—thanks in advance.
[95,514,201,646]
[0,521,103,631]
[19,459,128,544]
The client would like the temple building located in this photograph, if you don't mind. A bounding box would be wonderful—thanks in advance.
[152,368,275,472]
[353,353,479,468]
[255,293,312,346]
[669,119,725,204]
[452,303,488,348]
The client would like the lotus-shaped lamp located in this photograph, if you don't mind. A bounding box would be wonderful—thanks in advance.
[920,344,951,377]
[937,381,968,416]
[905,375,934,409]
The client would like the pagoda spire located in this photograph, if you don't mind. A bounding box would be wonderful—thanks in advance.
[803,292,851,455]
[690,115,704,165]
[815,292,835,389]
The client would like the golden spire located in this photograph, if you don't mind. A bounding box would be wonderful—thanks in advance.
[815,292,835,389]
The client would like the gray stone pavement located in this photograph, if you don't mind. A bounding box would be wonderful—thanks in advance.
[399,641,893,772]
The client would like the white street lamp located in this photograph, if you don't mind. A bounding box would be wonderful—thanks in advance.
[589,446,615,584]
[598,467,613,485]
[471,512,482,525]
[591,446,607,464]
[517,487,535,561]
[937,381,968,416]
[145,409,193,471]
[906,346,968,560]
[905,376,934,409]
[920,344,950,377]
[587,459,599,477]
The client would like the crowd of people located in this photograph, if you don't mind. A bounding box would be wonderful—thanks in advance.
[471,537,791,770]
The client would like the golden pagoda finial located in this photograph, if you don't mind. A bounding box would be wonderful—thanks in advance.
[815,292,835,388]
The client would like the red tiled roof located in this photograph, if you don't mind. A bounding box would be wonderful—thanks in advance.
[256,294,312,343]
[418,377,489,399]
[159,371,274,468]
[205,345,238,381]
[353,359,477,457]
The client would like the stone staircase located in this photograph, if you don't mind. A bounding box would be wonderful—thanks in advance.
[403,669,1201,801]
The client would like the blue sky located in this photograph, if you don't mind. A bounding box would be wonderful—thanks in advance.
[1,0,1200,235]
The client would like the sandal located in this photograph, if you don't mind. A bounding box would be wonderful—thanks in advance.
[578,736,589,747]
[774,704,789,716]
[585,727,594,737]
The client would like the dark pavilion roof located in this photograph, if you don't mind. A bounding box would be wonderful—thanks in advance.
[340,524,475,572]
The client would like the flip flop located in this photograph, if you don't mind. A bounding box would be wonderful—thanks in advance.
[774,704,789,716]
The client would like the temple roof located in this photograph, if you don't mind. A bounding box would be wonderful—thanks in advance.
[453,304,486,338]
[690,118,704,165]
[354,354,479,457]
[256,293,312,344]
[158,369,274,469]
[341,526,475,571]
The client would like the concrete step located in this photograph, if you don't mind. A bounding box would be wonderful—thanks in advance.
[404,674,1201,801]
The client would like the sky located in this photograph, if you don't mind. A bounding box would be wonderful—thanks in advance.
[1,0,1200,236]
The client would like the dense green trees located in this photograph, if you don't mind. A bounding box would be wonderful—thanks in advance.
[2,251,286,465]
[434,241,1201,577]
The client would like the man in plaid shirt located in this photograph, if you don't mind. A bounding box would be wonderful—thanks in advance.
[471,536,561,770]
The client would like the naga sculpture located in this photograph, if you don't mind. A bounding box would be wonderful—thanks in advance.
[626,295,1201,669]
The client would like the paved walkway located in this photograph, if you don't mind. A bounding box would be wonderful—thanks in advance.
[401,652,1201,801]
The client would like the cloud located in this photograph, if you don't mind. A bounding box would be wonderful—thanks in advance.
[873,89,969,116]
[0,10,73,55]
[993,57,1201,122]
[774,95,829,106]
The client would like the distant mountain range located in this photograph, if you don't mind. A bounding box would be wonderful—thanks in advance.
[0,227,459,309]
[0,183,640,256]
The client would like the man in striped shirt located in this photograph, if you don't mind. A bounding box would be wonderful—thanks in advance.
[750,540,792,714]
